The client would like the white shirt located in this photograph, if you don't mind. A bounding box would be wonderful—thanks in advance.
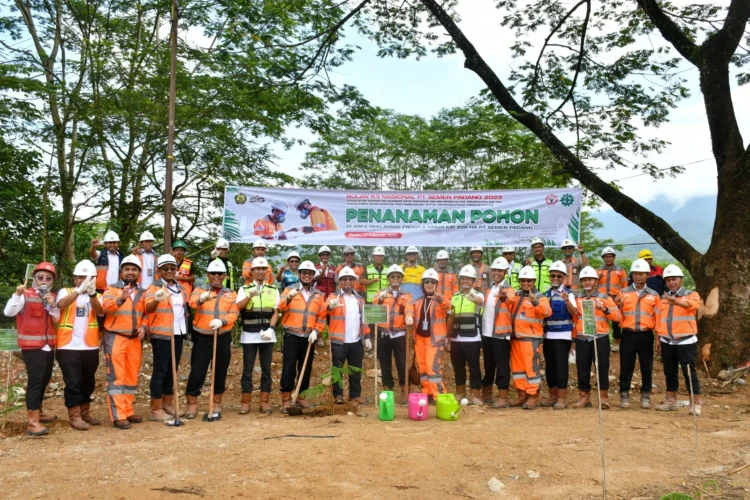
[140,252,156,288]
[167,283,186,335]
[236,284,280,344]
[95,250,121,286]
[4,291,61,351]
[56,289,98,350]
[342,292,361,344]
[545,286,578,341]
[482,283,504,338]
[451,293,484,343]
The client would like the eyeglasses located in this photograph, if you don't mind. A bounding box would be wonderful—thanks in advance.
[160,266,177,271]
[208,272,225,277]
[340,277,355,281]
[423,280,438,285]
[343,253,354,256]
[35,275,54,282]
[300,270,316,275]
[288,260,300,264]
[550,273,565,279]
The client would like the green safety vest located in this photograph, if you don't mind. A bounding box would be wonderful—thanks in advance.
[365,264,389,303]
[530,259,553,293]
[509,262,523,290]
[451,293,480,338]
[240,282,277,331]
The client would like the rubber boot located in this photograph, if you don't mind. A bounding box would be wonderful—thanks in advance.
[573,390,592,408]
[469,388,483,406]
[163,395,184,417]
[149,398,170,422]
[522,392,540,410]
[127,414,144,423]
[553,389,568,410]
[114,419,131,430]
[620,391,631,409]
[68,406,90,431]
[184,395,199,419]
[26,410,49,436]
[80,403,101,426]
[400,385,408,406]
[481,385,494,405]
[599,390,610,410]
[212,394,223,415]
[655,391,679,411]
[239,392,252,415]
[259,391,273,414]
[492,389,509,409]
[296,396,315,409]
[509,390,528,407]
[281,391,292,414]
[640,392,652,409]
[541,388,558,407]
[455,385,466,401]
[39,406,57,424]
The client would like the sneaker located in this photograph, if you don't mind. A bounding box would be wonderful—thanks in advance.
[689,404,702,416]
[611,344,620,353]
[641,395,652,409]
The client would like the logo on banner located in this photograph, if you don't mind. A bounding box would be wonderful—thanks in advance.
[235,194,265,204]
[545,194,559,206]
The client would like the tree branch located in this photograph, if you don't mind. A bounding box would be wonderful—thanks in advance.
[635,0,701,65]
[703,0,750,63]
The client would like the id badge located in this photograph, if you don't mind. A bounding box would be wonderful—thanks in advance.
[422,320,428,330]
[147,268,153,276]
[76,306,86,317]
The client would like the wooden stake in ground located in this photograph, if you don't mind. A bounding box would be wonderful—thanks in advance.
[404,326,411,395]
[687,363,702,497]
[2,352,11,431]
[328,329,334,415]
[374,324,379,409]
[592,337,607,500]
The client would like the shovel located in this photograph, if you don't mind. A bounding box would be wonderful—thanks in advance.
[203,328,221,422]
[287,340,314,416]
[165,328,184,427]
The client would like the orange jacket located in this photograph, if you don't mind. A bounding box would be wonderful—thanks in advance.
[253,215,283,239]
[618,285,660,331]
[326,292,370,344]
[436,269,458,301]
[413,295,451,345]
[189,287,239,335]
[56,288,99,348]
[242,260,274,286]
[102,282,147,338]
[597,265,628,298]
[309,207,338,231]
[144,280,189,340]
[656,288,700,341]
[484,283,516,338]
[176,258,194,299]
[372,289,414,332]
[278,286,327,336]
[573,291,621,338]
[508,290,552,338]
[470,263,490,292]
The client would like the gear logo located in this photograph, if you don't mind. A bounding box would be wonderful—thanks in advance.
[560,193,575,207]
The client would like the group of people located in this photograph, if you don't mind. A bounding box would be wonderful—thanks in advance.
[4,233,703,436]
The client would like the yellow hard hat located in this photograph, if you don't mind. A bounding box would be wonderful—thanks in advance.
[638,249,654,259]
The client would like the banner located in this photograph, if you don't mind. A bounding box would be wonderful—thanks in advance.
[0,330,19,352]
[223,187,581,247]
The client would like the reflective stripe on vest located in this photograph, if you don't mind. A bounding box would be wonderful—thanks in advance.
[241,284,277,331]
[451,293,479,337]
[544,290,573,333]
[57,288,99,348]
[365,265,389,302]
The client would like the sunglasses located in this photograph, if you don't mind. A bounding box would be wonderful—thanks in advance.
[288,260,300,264]
[160,266,177,271]
[208,272,225,277]
[423,280,438,285]
[550,273,565,279]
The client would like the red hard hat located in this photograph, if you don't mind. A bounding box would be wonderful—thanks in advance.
[33,262,57,278]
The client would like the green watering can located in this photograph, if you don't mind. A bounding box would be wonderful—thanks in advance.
[378,391,395,421]
[436,394,469,421]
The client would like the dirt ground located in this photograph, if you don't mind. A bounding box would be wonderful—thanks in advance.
[1,340,749,500]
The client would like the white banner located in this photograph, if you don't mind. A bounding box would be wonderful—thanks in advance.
[223,187,582,247]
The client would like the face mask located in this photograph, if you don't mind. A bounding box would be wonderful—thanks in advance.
[276,213,286,223]
[299,208,310,219]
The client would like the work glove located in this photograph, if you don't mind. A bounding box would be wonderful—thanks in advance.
[209,319,224,330]
[87,279,97,296]
[467,288,477,299]
[154,288,168,302]
[364,338,373,351]
[328,297,340,309]
[200,291,212,302]
[76,277,91,295]
[288,288,299,298]
[405,316,414,326]
[210,249,219,259]
[308,329,318,344]
[260,328,274,341]
[377,290,387,300]
[246,288,260,298]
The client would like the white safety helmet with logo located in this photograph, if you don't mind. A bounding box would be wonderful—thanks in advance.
[435,250,450,260]
[372,246,386,256]
[139,230,155,242]
[253,239,268,249]
[421,268,439,281]
[459,265,477,279]
[579,266,599,280]
[502,246,515,253]
[663,264,684,278]
[73,260,97,277]
[251,257,269,269]
[561,239,576,248]
[470,246,483,254]
[342,245,356,254]
[387,264,404,277]
[318,245,331,255]
[600,246,616,257]
[286,251,300,261]
[103,231,120,243]
[491,257,509,270]
[157,254,178,268]
[298,260,317,272]
[518,266,537,280]
[405,246,419,255]
[630,259,650,273]
[207,259,227,273]
[550,261,568,275]
[120,255,142,269]
[530,237,545,247]
[215,238,229,249]
[338,267,358,280]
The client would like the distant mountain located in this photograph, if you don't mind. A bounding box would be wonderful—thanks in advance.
[592,195,715,260]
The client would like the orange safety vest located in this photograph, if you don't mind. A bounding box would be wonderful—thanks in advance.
[563,257,581,290]
[145,280,189,340]
[242,260,274,286]
[189,287,239,335]
[619,285,660,331]
[16,289,57,350]
[413,295,451,345]
[335,263,365,293]
[253,215,283,239]
[436,269,458,301]
[508,290,552,338]
[484,282,516,338]
[176,258,194,299]
[136,251,160,286]
[278,287,327,336]
[326,291,370,344]
[309,207,338,231]
[102,282,147,338]
[656,287,700,342]
[597,265,628,298]
[56,288,99,348]
[572,291,621,337]
[372,290,414,332]
[471,263,490,292]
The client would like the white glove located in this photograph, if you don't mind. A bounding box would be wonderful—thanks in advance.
[200,291,212,302]
[246,288,260,298]
[76,277,91,295]
[209,319,224,330]
[405,316,414,326]
[377,290,387,300]
[87,279,97,296]
[308,330,318,344]
[260,328,274,341]
[364,338,372,351]
[288,288,299,298]
[328,297,340,309]
[468,289,478,299]
[154,289,168,302]
[210,249,219,259]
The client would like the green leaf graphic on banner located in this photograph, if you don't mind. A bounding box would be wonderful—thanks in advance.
[567,208,581,242]
[226,186,239,194]
[224,209,241,241]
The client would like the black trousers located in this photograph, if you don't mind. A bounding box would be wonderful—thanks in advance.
[450,340,482,389]
[22,349,54,410]
[543,338,572,390]
[490,337,511,390]
[186,333,231,396]
[612,321,622,340]
[481,336,495,387]
[619,329,653,393]
[150,336,184,398]
[576,336,610,391]
[280,334,316,393]
[332,341,364,398]
[56,349,99,407]
[377,334,406,388]
[661,341,701,394]
[241,342,274,393]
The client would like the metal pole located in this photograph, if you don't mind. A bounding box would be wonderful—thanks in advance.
[164,0,179,251]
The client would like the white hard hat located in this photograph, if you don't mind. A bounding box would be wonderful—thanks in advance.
[601,246,616,257]
[157,254,178,268]
[73,260,97,277]
[286,251,300,261]
[550,261,568,275]
[530,237,544,247]
[318,245,331,255]
[405,246,419,254]
[299,260,317,272]
[269,199,289,212]
[372,246,386,256]
[421,268,439,281]
[251,257,269,269]
[342,245,356,254]
[459,265,477,279]
[215,238,229,249]
[387,264,404,277]
[120,255,142,270]
[579,266,599,280]
[630,259,650,273]
[561,239,576,248]
[139,230,155,242]
[501,246,515,253]
[207,259,227,273]
[663,264,684,278]
[103,231,120,243]
[292,197,310,211]
[252,239,268,249]
[491,257,509,270]
[338,267,358,280]
[518,266,537,280]
[470,246,483,253]
[435,250,450,260]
